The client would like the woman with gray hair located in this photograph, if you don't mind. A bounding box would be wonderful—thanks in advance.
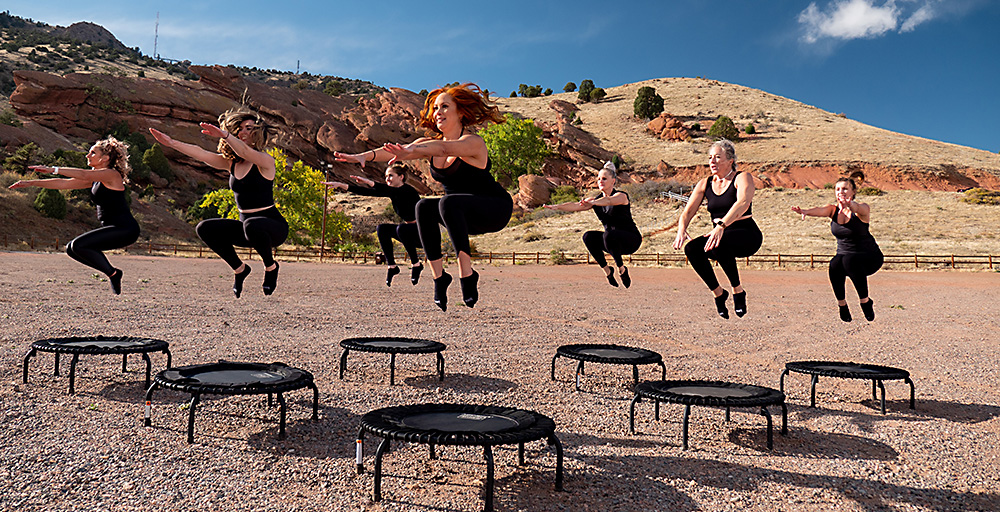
[544,161,641,287]
[672,139,762,318]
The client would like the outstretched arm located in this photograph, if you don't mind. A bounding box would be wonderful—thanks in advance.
[321,181,349,191]
[791,204,836,219]
[149,128,231,171]
[201,123,276,179]
[383,134,488,167]
[543,200,592,212]
[582,191,628,207]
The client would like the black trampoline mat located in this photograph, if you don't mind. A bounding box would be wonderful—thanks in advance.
[365,341,431,349]
[667,385,758,399]
[578,348,646,359]
[814,364,883,374]
[400,412,522,432]
[179,369,286,386]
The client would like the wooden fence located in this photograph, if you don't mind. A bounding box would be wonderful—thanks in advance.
[3,235,996,270]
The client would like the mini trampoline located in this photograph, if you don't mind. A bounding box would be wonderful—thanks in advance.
[22,336,171,394]
[144,361,319,443]
[357,403,563,512]
[780,360,915,414]
[339,337,445,385]
[630,380,787,450]
[551,343,665,391]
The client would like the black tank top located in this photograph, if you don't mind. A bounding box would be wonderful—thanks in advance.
[347,182,421,222]
[429,157,507,197]
[831,213,880,254]
[91,182,135,225]
[593,190,639,233]
[705,171,752,219]
[229,162,274,210]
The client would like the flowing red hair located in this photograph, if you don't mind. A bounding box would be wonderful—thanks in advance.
[419,83,504,137]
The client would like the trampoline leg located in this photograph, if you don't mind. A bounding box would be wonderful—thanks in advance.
[632,364,639,384]
[871,379,877,401]
[22,348,36,384]
[629,394,640,434]
[574,360,584,391]
[658,361,666,381]
[437,352,445,381]
[810,375,818,407]
[781,403,788,435]
[725,407,730,422]
[389,353,396,386]
[906,377,915,409]
[518,443,525,465]
[355,429,365,474]
[277,392,287,438]
[761,406,774,450]
[164,349,172,369]
[268,393,273,407]
[373,438,390,502]
[548,434,564,491]
[338,349,349,380]
[483,445,495,512]
[310,382,320,420]
[68,354,80,394]
[122,354,128,373]
[550,354,559,381]
[682,405,691,450]
[187,394,200,444]
[654,399,660,421]
[141,353,152,389]
[877,380,887,414]
[143,382,159,427]
[54,352,60,376]
[429,443,436,460]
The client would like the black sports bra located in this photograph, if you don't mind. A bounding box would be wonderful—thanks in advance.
[229,161,274,210]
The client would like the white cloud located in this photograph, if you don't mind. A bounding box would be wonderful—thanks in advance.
[798,0,951,43]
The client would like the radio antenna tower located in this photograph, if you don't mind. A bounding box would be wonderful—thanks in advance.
[153,12,160,59]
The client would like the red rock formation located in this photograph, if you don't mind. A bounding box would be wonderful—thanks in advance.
[514,174,555,210]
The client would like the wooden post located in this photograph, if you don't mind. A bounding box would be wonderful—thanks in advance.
[914,254,918,268]
[810,254,814,269]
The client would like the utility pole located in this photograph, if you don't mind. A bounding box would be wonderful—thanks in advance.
[153,12,159,59]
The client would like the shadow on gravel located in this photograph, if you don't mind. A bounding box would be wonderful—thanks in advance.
[406,372,518,393]
[859,398,1000,424]
[728,427,899,460]
[245,401,357,459]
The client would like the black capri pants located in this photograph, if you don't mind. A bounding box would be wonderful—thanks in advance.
[415,193,513,261]
[196,206,288,269]
[829,251,883,300]
[66,218,140,276]
[377,222,421,266]
[583,227,642,268]
[684,218,762,290]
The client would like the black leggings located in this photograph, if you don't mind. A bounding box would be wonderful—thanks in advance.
[416,194,512,261]
[829,251,883,301]
[66,220,140,276]
[684,218,762,290]
[583,228,642,268]
[196,207,288,269]
[377,222,421,266]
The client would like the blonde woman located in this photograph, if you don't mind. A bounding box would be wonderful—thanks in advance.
[9,137,139,294]
[150,107,288,297]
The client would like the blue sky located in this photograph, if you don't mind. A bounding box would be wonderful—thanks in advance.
[5,0,999,152]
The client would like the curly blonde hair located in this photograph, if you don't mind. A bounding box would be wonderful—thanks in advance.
[216,107,267,160]
[93,136,132,184]
[419,83,504,137]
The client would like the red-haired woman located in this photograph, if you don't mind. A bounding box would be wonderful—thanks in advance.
[9,137,139,295]
[150,107,288,297]
[335,83,512,311]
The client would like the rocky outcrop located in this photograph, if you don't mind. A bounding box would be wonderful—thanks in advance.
[646,113,690,141]
[513,174,555,210]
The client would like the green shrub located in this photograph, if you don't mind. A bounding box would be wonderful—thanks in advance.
[707,115,739,141]
[857,186,884,196]
[143,144,173,180]
[549,249,570,265]
[323,79,345,96]
[543,88,552,96]
[0,109,22,127]
[563,82,576,93]
[578,79,595,102]
[509,91,517,98]
[633,86,664,120]
[690,122,701,131]
[589,87,606,102]
[549,185,579,204]
[961,188,1000,205]
[34,188,67,219]
[478,113,550,186]
[823,183,834,189]
[744,123,756,134]
[4,142,40,172]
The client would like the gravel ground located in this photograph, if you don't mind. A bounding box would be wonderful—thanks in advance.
[1,252,998,512]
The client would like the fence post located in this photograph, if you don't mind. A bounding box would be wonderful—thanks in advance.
[810,254,814,269]
[512,252,516,265]
[30,236,35,249]
[54,237,59,251]
[777,254,781,267]
[951,255,955,269]
[914,254,918,268]
[536,252,540,264]
[990,255,994,270]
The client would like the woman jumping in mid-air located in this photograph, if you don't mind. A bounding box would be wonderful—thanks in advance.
[9,137,139,295]
[150,107,288,297]
[323,163,424,287]
[673,139,762,319]
[792,172,882,321]
[544,161,641,287]
[335,83,511,311]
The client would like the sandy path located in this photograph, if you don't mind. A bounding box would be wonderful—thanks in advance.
[1,252,998,511]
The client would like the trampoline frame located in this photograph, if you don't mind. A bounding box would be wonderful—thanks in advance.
[780,360,916,414]
[629,380,788,450]
[551,343,666,391]
[356,403,563,512]
[339,337,445,385]
[22,336,171,394]
[143,361,319,443]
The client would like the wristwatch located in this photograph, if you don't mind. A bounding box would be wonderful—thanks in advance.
[713,219,726,228]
